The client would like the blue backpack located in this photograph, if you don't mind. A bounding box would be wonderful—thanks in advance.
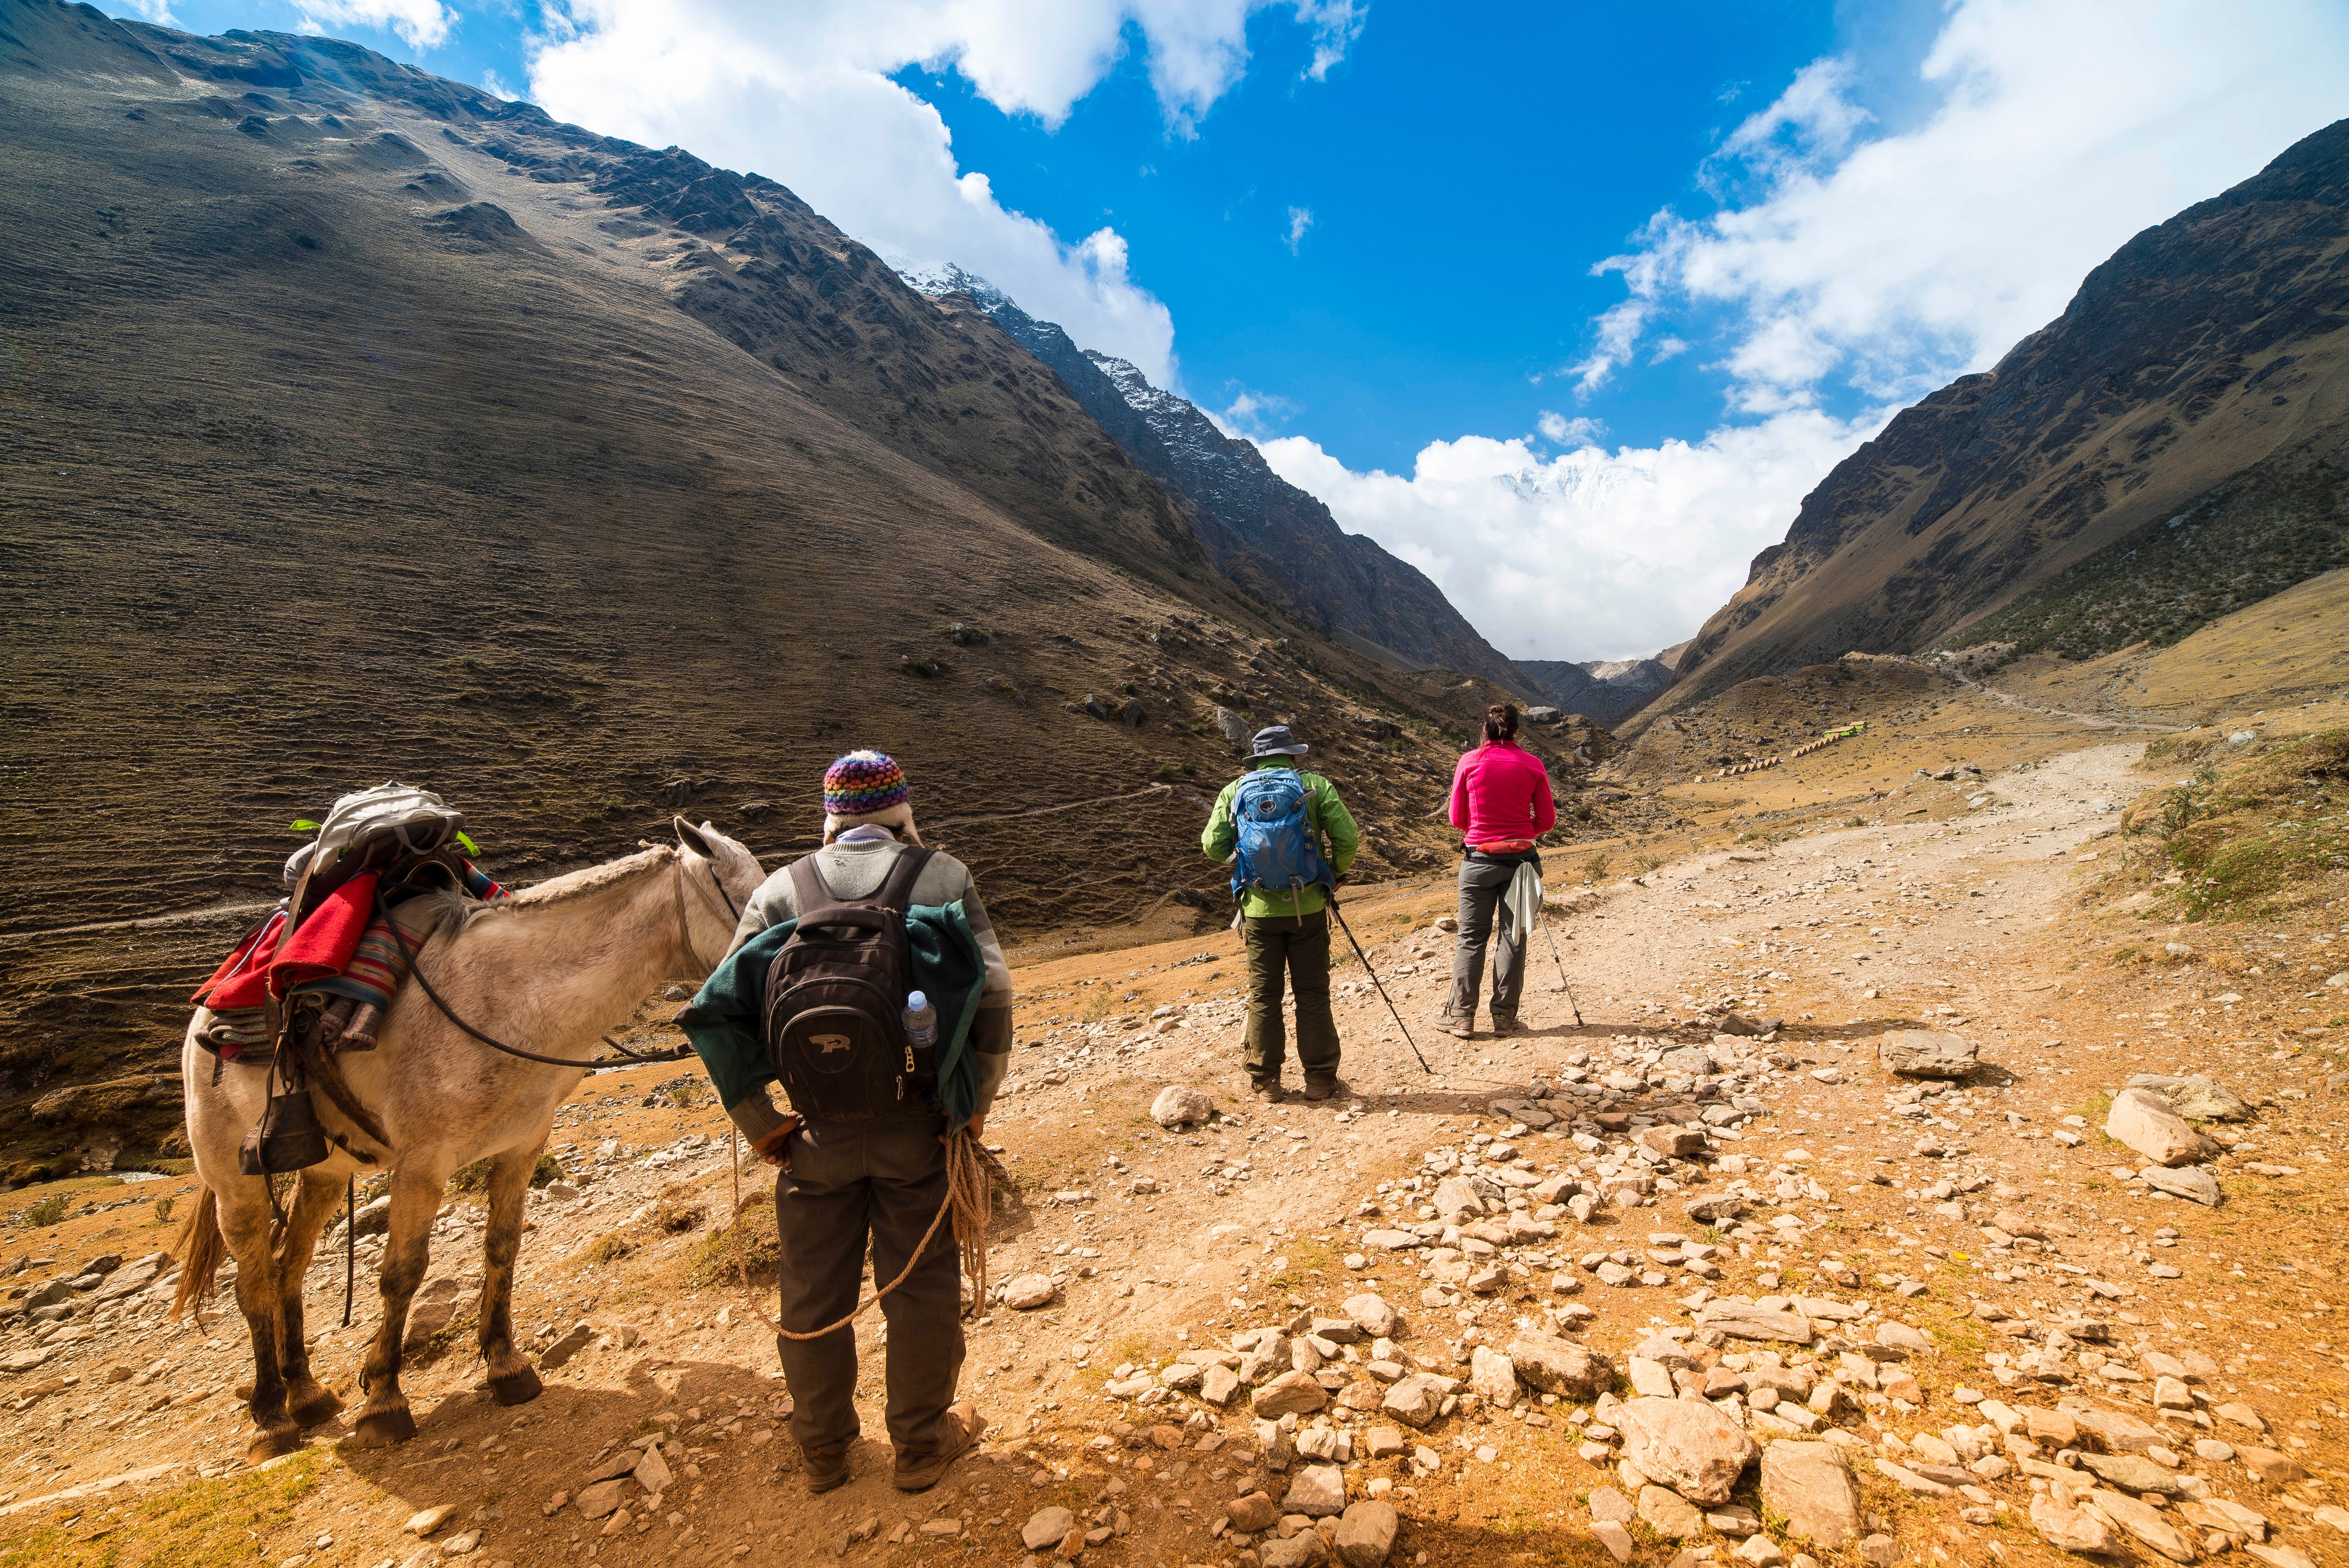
[1230,768,1334,905]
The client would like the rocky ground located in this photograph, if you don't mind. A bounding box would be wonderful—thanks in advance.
[2,729,2347,1568]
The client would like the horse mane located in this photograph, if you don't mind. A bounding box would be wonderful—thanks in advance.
[428,844,677,933]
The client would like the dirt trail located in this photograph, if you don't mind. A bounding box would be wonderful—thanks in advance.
[6,731,2345,1568]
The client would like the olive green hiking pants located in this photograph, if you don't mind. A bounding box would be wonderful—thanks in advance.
[1243,911,1340,1087]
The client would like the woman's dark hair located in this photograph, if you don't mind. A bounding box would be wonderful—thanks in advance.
[1483,702,1518,743]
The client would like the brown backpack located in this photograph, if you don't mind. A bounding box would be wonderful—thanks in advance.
[761,846,934,1121]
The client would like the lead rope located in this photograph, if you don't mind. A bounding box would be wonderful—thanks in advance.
[727,1125,1007,1339]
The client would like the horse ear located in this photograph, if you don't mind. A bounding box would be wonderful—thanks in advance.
[673,816,717,860]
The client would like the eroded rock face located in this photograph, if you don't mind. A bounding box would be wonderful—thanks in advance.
[2104,1087,2217,1167]
[1613,1397,1757,1506]
[1759,1441,1861,1549]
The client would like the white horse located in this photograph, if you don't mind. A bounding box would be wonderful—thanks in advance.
[171,818,764,1461]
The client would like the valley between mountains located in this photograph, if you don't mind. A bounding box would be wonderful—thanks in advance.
[4,662,2346,1568]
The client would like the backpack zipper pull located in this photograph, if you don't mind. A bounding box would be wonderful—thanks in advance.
[904,1044,916,1073]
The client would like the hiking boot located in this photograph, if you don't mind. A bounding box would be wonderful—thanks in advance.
[1437,1016,1473,1039]
[1301,1076,1349,1102]
[800,1440,852,1495]
[1249,1079,1285,1104]
[1488,1014,1524,1035]
[893,1401,986,1492]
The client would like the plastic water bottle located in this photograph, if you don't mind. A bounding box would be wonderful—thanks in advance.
[902,990,937,1050]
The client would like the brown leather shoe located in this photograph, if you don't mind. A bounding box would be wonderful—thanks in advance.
[1249,1079,1285,1104]
[800,1440,852,1494]
[893,1401,986,1491]
[1300,1076,1349,1102]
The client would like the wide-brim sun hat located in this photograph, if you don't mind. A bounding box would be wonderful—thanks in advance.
[1249,725,1310,757]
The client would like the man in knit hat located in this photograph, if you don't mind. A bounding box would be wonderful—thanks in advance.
[716,750,1013,1494]
[1201,725,1361,1103]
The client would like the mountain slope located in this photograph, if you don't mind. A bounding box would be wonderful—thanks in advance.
[1647,118,2349,722]
[0,2,1604,1180]
[896,265,1534,693]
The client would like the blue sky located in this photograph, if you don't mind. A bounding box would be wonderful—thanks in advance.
[106,1,2349,660]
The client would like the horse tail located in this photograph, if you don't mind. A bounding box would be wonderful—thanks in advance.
[169,1186,226,1325]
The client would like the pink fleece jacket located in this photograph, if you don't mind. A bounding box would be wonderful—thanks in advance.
[1448,740,1557,846]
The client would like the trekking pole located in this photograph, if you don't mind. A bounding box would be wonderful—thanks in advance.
[1326,894,1432,1074]
[1538,907,1585,1026]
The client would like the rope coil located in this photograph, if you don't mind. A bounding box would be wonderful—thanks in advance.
[727,1125,1007,1340]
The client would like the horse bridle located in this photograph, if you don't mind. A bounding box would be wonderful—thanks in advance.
[399,847,742,1070]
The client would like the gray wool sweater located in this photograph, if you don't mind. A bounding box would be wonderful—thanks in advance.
[720,836,1014,1139]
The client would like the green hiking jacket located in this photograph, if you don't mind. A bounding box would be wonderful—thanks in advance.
[677,901,989,1134]
[1201,761,1362,919]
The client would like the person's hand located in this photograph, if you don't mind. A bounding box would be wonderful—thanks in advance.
[947,1113,987,1146]
[752,1116,802,1169]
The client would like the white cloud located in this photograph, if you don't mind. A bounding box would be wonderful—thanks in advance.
[1218,387,1298,438]
[109,0,176,21]
[1584,0,2349,414]
[525,2,1361,385]
[297,0,454,49]
[1284,205,1313,254]
[1270,0,2349,663]
[1261,410,1882,662]
[1536,411,1604,447]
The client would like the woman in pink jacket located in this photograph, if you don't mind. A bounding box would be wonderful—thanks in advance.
[1441,703,1556,1037]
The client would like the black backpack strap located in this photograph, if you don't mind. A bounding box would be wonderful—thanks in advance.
[787,854,839,919]
[875,845,934,913]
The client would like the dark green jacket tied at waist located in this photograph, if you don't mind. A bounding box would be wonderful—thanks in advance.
[677,900,1004,1135]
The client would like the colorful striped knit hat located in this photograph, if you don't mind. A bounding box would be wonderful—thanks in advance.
[821,750,918,843]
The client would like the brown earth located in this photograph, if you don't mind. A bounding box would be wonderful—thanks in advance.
[3,594,2347,1568]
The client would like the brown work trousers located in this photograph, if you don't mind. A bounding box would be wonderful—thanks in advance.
[773,1112,964,1458]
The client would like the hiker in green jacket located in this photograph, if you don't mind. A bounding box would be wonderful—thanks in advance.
[1201,725,1361,1103]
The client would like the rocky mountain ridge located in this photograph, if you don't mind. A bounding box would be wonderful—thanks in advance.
[1518,650,1683,725]
[896,264,1535,693]
[1646,117,2349,722]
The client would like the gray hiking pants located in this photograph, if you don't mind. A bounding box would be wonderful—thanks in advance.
[1444,854,1530,1023]
[773,1112,964,1459]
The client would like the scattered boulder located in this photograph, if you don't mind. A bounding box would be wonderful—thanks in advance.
[2126,1073,2251,1122]
[1468,1346,1518,1404]
[2030,1485,2118,1555]
[1261,1532,1328,1568]
[1227,1494,1279,1534]
[2087,1488,2200,1563]
[1380,1374,1446,1428]
[1024,1508,1076,1550]
[1877,1031,1978,1078]
[1699,1301,1814,1343]
[1760,1441,1861,1549]
[2104,1088,2218,1167]
[1505,1331,1613,1398]
[1285,1464,1346,1518]
[1639,1126,1705,1158]
[1614,1396,1757,1505]
[1333,1500,1398,1568]
[1637,1486,1704,1539]
[1431,1177,1485,1223]
[2076,1452,2181,1495]
[1342,1294,1399,1338]
[573,1479,629,1520]
[1253,1370,1331,1417]
[538,1321,595,1371]
[1150,1085,1215,1129]
[1000,1274,1058,1311]
[2139,1164,2221,1205]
